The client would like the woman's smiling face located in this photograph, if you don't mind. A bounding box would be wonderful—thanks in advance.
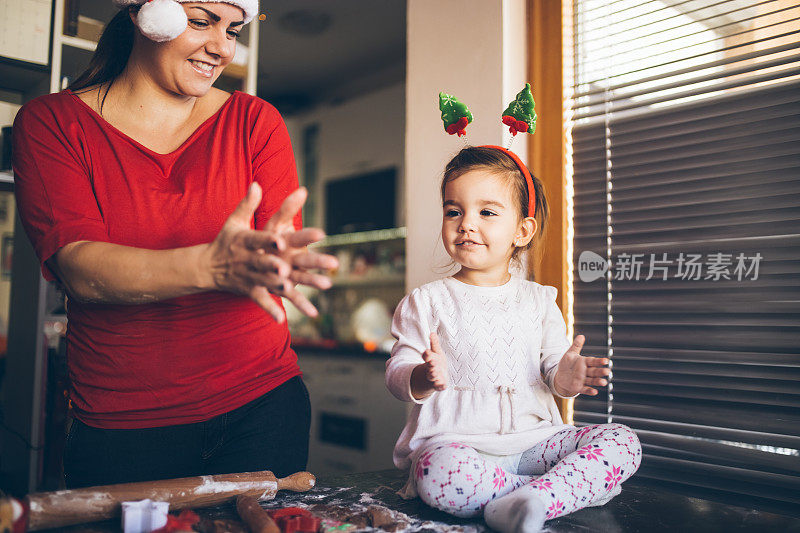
[139,2,244,96]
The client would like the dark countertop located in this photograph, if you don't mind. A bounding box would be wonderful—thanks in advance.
[44,469,800,532]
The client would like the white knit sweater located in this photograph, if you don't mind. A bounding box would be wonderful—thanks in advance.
[386,276,575,494]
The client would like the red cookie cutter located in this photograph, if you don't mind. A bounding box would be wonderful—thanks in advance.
[153,509,200,532]
[266,507,321,533]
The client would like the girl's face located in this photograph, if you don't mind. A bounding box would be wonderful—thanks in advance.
[137,3,244,97]
[441,170,535,284]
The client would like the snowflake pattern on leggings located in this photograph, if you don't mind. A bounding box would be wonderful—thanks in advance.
[414,424,641,520]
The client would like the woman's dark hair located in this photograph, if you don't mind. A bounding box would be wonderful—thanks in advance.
[441,146,549,262]
[68,9,136,111]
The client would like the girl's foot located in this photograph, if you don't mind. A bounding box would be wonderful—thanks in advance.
[484,488,547,533]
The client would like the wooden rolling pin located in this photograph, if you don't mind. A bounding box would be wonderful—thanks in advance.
[25,470,315,531]
[236,495,280,533]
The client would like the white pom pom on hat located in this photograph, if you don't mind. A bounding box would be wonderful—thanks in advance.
[113,0,258,42]
[135,0,188,42]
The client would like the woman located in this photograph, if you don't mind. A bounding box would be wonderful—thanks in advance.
[12,0,337,487]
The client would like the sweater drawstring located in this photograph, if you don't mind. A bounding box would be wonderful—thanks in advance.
[497,385,517,434]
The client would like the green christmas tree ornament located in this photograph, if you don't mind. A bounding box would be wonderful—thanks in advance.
[502,83,537,136]
[439,92,473,137]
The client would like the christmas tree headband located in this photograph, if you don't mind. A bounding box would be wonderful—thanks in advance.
[439,84,538,218]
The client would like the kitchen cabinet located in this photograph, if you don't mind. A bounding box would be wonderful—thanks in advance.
[298,349,407,477]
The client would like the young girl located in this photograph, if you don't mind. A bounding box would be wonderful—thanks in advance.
[386,146,641,532]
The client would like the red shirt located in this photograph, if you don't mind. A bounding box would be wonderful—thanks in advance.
[12,90,302,429]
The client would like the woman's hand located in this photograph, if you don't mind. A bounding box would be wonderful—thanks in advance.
[553,335,610,397]
[203,183,338,322]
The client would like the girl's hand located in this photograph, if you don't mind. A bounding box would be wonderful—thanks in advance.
[203,183,338,322]
[410,332,448,399]
[553,335,610,397]
[423,332,448,391]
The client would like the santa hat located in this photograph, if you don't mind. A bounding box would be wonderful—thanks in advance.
[113,0,258,42]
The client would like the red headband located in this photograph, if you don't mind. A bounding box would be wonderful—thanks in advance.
[481,145,536,218]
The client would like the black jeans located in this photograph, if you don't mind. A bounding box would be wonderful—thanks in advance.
[64,376,310,488]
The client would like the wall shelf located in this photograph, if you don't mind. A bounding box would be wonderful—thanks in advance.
[315,226,406,248]
[290,227,405,345]
[330,274,404,288]
[61,34,96,52]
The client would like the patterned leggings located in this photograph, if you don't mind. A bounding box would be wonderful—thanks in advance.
[414,424,641,519]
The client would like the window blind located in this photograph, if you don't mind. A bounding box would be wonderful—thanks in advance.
[567,0,800,514]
